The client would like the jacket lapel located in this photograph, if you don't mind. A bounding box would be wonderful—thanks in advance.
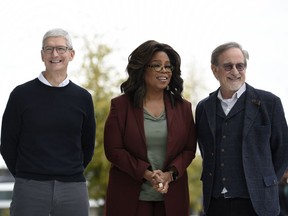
[165,94,174,136]
[163,94,174,160]
[202,84,260,149]
[204,91,218,140]
[132,106,146,145]
[243,84,261,139]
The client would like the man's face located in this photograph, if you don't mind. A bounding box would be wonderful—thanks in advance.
[211,47,246,99]
[41,36,74,73]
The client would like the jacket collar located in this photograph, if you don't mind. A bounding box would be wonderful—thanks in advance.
[204,83,261,139]
[243,84,261,138]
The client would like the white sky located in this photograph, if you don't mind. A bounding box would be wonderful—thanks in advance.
[0,0,288,167]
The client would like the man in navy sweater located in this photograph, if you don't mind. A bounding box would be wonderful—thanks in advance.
[0,28,96,216]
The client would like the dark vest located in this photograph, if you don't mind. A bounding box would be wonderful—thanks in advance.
[212,93,250,198]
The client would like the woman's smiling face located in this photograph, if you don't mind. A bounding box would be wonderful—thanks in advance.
[144,51,172,92]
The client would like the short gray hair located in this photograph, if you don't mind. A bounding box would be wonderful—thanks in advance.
[211,42,249,66]
[42,28,73,49]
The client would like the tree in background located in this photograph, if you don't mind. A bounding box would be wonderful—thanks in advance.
[0,209,9,216]
[78,36,117,203]
[183,62,207,214]
[188,155,203,214]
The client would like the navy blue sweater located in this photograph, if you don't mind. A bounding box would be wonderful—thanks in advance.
[1,78,96,182]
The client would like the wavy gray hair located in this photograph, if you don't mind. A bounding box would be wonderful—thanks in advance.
[211,42,249,66]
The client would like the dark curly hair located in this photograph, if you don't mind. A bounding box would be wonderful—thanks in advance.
[120,40,183,108]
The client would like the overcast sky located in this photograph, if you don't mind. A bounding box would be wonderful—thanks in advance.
[0,0,288,167]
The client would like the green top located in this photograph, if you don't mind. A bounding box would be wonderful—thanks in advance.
[139,108,167,201]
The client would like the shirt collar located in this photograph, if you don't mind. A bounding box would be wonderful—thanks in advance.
[217,83,246,101]
[38,71,69,87]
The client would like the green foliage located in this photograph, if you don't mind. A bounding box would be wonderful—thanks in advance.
[184,63,206,214]
[188,154,203,214]
[0,209,9,216]
[80,36,115,200]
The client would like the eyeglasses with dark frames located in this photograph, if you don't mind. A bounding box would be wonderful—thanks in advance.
[221,63,246,72]
[147,64,174,73]
[42,46,72,54]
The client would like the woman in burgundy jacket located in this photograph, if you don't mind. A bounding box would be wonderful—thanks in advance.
[104,40,197,216]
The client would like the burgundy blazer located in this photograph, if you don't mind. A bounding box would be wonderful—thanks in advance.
[104,93,197,216]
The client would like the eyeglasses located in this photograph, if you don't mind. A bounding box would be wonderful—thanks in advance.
[221,63,246,72]
[42,46,72,54]
[147,64,174,73]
